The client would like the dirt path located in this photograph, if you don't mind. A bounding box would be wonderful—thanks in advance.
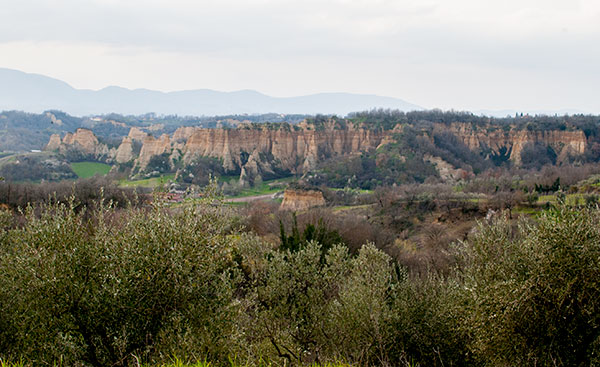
[226,193,277,203]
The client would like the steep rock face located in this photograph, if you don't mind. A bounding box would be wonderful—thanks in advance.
[45,134,62,151]
[180,122,386,175]
[173,126,198,142]
[280,189,326,211]
[136,134,171,169]
[128,127,149,142]
[115,137,134,163]
[133,122,387,182]
[63,128,99,154]
[46,128,116,160]
[61,128,99,154]
[134,121,591,182]
[43,119,592,183]
[442,123,586,165]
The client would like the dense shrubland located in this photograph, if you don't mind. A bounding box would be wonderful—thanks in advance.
[0,177,143,209]
[349,108,600,133]
[0,154,76,182]
[1,182,599,366]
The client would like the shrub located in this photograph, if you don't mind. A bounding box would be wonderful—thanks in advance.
[323,244,400,365]
[4,183,600,366]
[245,242,401,366]
[459,208,600,365]
[389,276,474,367]
[0,190,245,366]
[0,177,142,210]
[246,242,350,365]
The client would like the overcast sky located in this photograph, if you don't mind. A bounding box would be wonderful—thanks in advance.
[1,0,599,113]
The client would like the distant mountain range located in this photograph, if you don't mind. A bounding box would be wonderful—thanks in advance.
[0,68,422,116]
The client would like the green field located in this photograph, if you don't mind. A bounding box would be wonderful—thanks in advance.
[71,162,112,178]
[229,177,294,198]
[119,174,176,188]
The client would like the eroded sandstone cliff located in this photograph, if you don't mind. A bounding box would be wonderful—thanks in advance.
[135,122,388,183]
[441,123,586,164]
[128,127,149,142]
[44,120,592,184]
[45,128,115,159]
[61,128,99,154]
[46,134,62,151]
[280,189,326,211]
[136,134,172,168]
[115,137,134,164]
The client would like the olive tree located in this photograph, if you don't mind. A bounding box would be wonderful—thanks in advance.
[0,192,246,366]
[460,208,600,366]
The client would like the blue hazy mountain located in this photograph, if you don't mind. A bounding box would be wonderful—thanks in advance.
[0,68,422,116]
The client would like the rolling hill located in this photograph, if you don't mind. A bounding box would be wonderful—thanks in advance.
[0,68,422,116]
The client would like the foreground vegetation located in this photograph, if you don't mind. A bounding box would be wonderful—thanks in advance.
[0,181,599,367]
[0,360,353,367]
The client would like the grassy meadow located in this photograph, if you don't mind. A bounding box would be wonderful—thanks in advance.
[71,161,112,178]
[119,173,176,188]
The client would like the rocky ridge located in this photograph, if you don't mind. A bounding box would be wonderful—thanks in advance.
[44,120,590,184]
[172,121,386,179]
[46,128,115,159]
[115,137,134,164]
[442,122,587,165]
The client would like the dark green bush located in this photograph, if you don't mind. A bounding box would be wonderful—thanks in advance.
[0,192,244,366]
[0,177,142,210]
[2,191,600,366]
[245,242,401,365]
[390,276,475,367]
[459,208,600,365]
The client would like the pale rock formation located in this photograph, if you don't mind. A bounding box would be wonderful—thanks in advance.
[174,122,387,180]
[135,134,171,169]
[128,127,149,142]
[62,132,74,145]
[440,123,587,165]
[115,137,134,163]
[45,112,63,126]
[42,118,592,184]
[173,126,198,142]
[62,128,99,154]
[424,155,469,181]
[280,189,326,211]
[46,128,115,160]
[45,134,62,151]
[238,149,276,186]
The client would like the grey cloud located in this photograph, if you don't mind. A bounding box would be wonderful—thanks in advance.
[0,0,598,112]
[1,0,598,63]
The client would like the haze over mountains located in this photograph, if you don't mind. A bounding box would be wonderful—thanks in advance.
[0,68,423,116]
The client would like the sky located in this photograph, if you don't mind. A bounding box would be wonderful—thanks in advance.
[0,0,599,113]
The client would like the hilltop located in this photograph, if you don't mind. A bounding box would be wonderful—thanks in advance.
[28,110,598,188]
